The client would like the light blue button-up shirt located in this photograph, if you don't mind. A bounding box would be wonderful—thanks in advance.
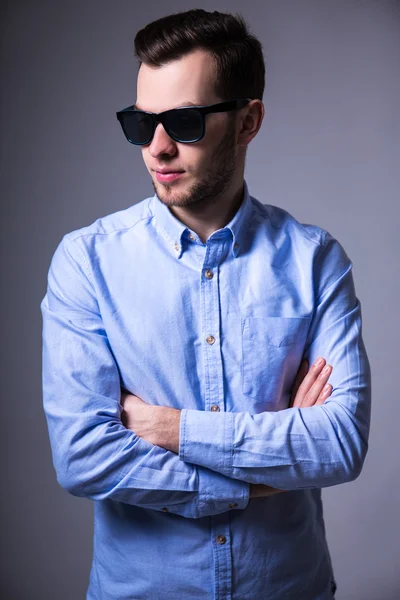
[41,179,371,599]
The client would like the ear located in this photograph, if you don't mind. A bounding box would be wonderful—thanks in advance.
[237,100,265,148]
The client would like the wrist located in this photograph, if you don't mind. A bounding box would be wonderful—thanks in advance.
[156,406,181,453]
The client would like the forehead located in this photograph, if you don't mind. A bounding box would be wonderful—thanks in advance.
[136,49,219,112]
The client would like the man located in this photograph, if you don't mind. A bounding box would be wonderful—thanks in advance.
[41,9,371,600]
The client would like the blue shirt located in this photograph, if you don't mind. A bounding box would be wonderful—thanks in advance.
[41,179,371,600]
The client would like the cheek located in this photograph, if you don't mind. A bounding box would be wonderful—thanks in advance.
[205,115,228,140]
[141,149,150,168]
[175,146,204,171]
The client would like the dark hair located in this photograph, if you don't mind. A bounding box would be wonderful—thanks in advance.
[134,9,265,102]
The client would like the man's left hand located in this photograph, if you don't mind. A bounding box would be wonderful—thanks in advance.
[120,390,181,454]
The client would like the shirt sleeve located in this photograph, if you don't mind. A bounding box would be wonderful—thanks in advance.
[179,231,371,490]
[41,234,249,518]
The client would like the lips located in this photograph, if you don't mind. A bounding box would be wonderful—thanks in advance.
[155,169,184,174]
[155,171,185,183]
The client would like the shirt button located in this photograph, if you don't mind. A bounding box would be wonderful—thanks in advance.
[188,233,196,241]
[174,242,180,252]
[216,535,226,544]
[228,503,238,509]
[210,404,220,412]
[205,269,213,279]
[234,242,239,251]
[206,335,215,345]
[161,507,169,512]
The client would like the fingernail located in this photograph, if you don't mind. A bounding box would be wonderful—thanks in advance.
[315,357,324,367]
[322,364,331,374]
[323,384,331,393]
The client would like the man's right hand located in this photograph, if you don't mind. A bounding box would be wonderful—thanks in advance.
[249,356,333,499]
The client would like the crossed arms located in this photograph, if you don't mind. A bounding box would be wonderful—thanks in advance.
[121,356,335,499]
[41,232,371,519]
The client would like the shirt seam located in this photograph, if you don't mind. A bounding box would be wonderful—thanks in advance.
[181,409,187,463]
[67,202,155,243]
[68,236,96,288]
[259,201,326,248]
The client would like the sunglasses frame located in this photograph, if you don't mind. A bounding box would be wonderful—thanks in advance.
[116,98,253,145]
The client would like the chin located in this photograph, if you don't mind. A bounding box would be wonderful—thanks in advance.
[154,177,186,194]
[152,182,176,202]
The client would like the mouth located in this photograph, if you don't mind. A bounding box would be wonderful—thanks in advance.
[155,171,185,183]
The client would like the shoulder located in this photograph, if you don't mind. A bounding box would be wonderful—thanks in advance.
[249,196,352,284]
[250,196,328,248]
[65,195,155,244]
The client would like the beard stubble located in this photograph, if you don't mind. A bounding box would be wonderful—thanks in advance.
[152,117,238,210]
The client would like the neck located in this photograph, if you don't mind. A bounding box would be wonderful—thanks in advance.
[169,179,245,244]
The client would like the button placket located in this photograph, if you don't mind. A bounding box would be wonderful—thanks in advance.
[200,242,225,416]
[211,515,233,600]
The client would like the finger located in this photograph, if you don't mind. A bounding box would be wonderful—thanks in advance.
[289,359,309,407]
[250,484,289,498]
[302,364,333,407]
[120,393,129,406]
[265,488,287,497]
[291,357,326,408]
[129,395,147,405]
[315,383,333,405]
[121,393,145,406]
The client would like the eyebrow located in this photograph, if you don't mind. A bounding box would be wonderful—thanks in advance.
[134,101,198,111]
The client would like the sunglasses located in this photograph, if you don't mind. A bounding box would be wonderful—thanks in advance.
[116,98,252,145]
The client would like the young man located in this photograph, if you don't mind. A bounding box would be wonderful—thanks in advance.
[41,9,371,600]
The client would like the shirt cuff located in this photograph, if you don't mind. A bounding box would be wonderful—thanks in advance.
[179,409,248,517]
[179,408,234,474]
[196,465,249,518]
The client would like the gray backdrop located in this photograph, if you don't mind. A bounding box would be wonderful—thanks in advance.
[1,0,399,598]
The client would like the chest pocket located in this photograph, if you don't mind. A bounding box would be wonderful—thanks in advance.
[241,316,310,401]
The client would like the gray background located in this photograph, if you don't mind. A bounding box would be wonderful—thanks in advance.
[1,0,399,598]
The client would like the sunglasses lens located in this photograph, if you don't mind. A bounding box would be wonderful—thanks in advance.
[166,109,203,142]
[120,112,153,144]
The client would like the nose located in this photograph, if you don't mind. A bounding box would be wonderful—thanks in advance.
[148,121,177,158]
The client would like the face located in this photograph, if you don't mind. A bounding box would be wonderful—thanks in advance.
[136,49,241,209]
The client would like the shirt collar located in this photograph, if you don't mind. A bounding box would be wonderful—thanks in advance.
[150,179,254,259]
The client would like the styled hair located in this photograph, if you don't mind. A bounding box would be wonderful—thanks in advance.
[133,9,265,102]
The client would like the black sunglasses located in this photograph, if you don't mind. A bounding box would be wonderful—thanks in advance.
[116,98,252,145]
